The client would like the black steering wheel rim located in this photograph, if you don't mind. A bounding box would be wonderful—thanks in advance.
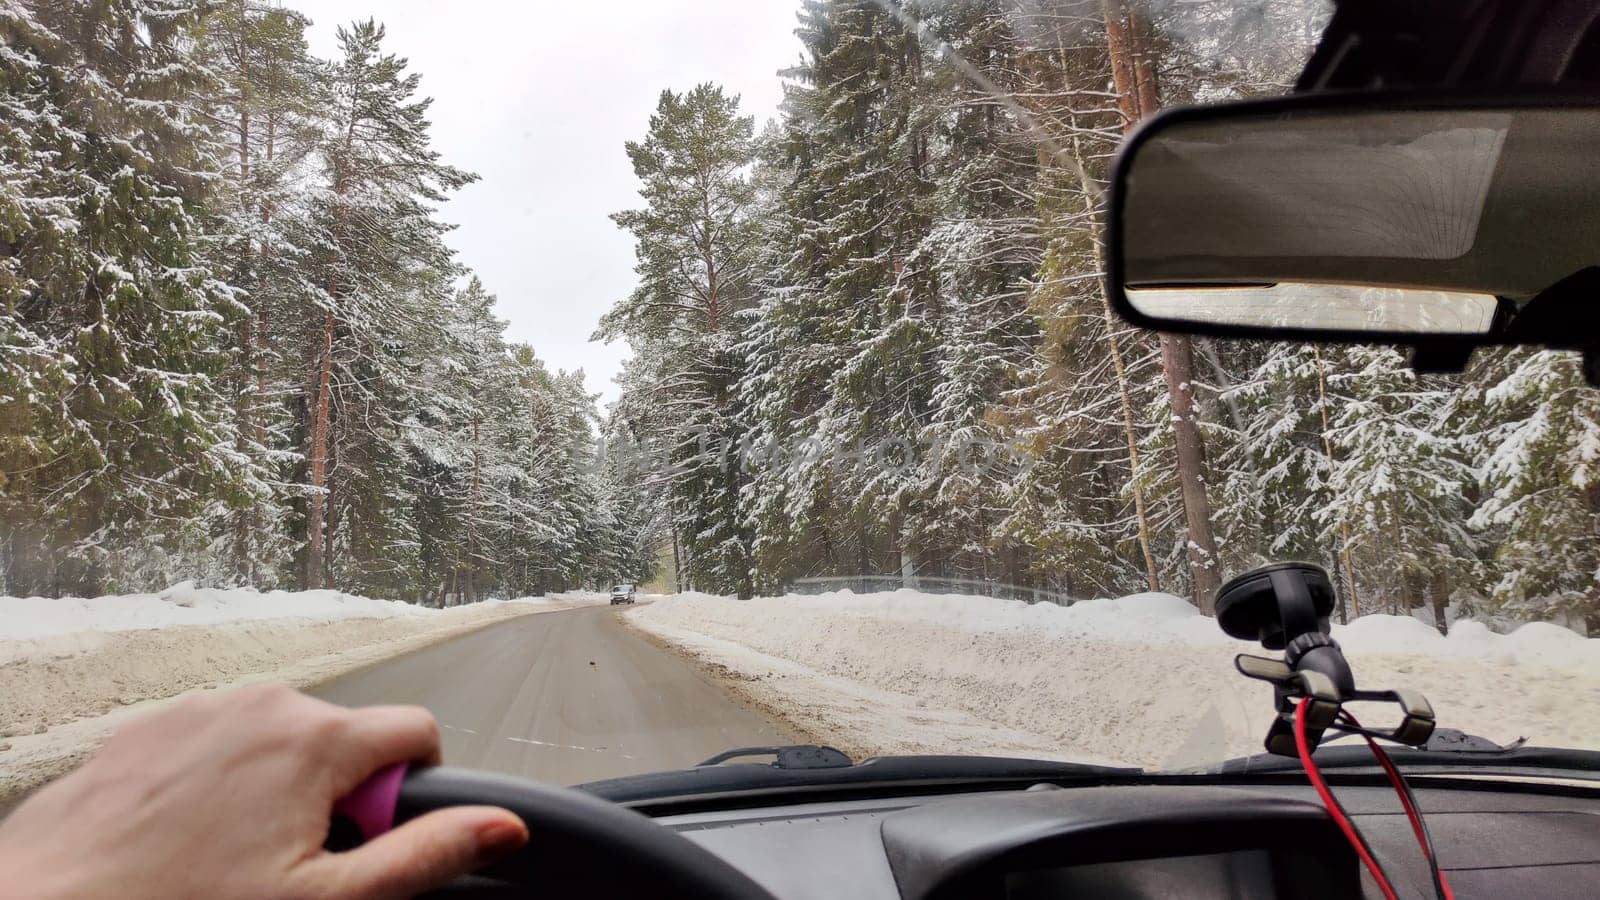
[396,767,774,899]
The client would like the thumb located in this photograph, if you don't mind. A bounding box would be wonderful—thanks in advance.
[311,806,528,900]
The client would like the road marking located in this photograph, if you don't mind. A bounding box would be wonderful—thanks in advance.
[502,735,637,759]
[446,723,638,759]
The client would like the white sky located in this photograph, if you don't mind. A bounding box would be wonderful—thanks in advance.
[300,1,802,406]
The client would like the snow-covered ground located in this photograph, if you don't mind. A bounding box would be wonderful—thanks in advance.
[628,590,1600,769]
[0,583,431,645]
[0,586,597,804]
[543,590,613,604]
[0,582,584,647]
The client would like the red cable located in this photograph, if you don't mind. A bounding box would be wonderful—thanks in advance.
[1346,718,1455,900]
[1371,739,1429,847]
[1295,698,1400,900]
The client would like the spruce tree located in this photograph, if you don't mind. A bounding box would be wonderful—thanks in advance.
[1468,349,1600,629]
[0,0,249,593]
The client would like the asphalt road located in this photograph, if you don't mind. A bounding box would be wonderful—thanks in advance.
[310,604,796,784]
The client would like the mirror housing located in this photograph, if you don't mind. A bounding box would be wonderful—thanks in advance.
[1104,91,1600,376]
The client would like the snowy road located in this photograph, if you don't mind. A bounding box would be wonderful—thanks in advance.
[310,604,797,784]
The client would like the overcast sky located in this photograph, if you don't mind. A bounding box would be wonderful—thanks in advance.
[300,1,802,405]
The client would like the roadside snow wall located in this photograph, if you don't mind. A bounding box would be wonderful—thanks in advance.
[0,587,584,804]
[629,590,1600,769]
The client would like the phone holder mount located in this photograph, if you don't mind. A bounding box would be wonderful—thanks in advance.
[1218,562,1436,757]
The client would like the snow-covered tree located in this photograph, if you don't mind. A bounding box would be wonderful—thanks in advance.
[197,0,322,586]
[0,0,253,594]
[304,19,475,589]
[1,4,631,602]
[1468,349,1600,629]
[598,84,759,595]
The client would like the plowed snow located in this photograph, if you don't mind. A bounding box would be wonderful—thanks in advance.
[629,590,1600,768]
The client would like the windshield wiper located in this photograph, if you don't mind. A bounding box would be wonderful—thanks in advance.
[578,748,1140,812]
[1212,733,1600,779]
[695,744,855,769]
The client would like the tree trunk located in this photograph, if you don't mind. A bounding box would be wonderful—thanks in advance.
[702,213,721,331]
[323,420,340,586]
[670,523,683,593]
[900,546,917,590]
[234,37,256,583]
[1310,346,1360,618]
[1064,104,1160,592]
[1429,569,1451,637]
[1392,515,1418,615]
[305,310,333,589]
[1103,0,1219,611]
[307,77,359,589]
[236,1,251,183]
[1106,305,1160,592]
[468,413,482,603]
[252,314,267,448]
[235,317,256,582]
[1159,334,1222,612]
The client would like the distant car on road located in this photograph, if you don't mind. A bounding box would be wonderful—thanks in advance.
[609,583,637,605]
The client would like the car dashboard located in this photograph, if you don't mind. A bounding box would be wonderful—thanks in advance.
[658,779,1600,899]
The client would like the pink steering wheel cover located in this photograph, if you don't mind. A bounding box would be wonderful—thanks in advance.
[332,762,407,841]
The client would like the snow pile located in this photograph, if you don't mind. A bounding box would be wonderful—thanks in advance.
[652,588,1596,667]
[630,590,1600,768]
[0,582,436,644]
[0,593,586,805]
[542,590,611,603]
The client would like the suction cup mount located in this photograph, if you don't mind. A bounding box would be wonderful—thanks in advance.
[1218,562,1434,756]
[1217,562,1335,650]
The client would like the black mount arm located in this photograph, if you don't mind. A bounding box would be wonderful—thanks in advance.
[1219,562,1435,756]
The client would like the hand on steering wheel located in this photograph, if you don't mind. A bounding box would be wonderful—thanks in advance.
[0,685,527,900]
[336,765,776,899]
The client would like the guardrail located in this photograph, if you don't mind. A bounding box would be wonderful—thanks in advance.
[784,575,1082,607]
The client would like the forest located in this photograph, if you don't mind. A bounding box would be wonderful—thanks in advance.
[601,0,1600,629]
[4,0,1599,630]
[0,0,656,601]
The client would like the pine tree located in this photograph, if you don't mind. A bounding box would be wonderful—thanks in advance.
[599,84,759,595]
[1,4,624,601]
[198,0,322,586]
[1100,0,1223,611]
[304,19,475,589]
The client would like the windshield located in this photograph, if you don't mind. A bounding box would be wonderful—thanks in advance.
[4,0,1598,800]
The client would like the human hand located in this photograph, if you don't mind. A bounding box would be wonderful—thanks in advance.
[0,684,527,899]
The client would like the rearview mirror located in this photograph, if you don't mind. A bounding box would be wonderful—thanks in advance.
[1106,93,1600,355]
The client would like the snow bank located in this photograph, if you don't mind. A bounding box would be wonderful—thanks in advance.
[543,590,611,603]
[0,595,590,806]
[0,582,435,644]
[630,590,1600,769]
[651,588,1597,667]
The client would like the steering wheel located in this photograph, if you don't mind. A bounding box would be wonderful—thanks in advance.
[331,765,775,899]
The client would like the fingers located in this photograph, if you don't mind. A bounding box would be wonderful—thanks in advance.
[334,705,444,785]
[139,686,445,809]
[304,806,528,900]
[193,686,442,792]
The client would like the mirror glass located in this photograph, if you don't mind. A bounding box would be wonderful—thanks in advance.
[1116,103,1600,335]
